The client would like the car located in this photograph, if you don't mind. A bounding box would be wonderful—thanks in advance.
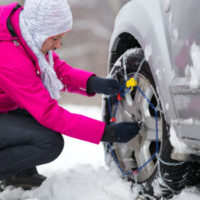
[102,0,200,199]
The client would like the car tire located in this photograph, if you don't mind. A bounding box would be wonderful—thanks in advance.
[103,48,200,198]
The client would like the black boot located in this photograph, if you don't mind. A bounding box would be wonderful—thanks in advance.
[0,168,46,190]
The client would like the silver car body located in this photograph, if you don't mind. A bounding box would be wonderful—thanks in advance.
[108,0,200,152]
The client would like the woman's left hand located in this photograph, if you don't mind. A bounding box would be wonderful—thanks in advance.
[87,76,121,95]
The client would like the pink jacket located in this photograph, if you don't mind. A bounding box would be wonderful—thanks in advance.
[0,3,105,144]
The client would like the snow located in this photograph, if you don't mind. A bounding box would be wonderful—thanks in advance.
[185,43,200,89]
[0,166,135,200]
[164,0,171,12]
[169,123,191,155]
[152,177,163,197]
[0,105,200,199]
[173,187,200,200]
[169,12,173,23]
[156,69,161,81]
[144,45,152,62]
[178,118,194,125]
[172,29,179,41]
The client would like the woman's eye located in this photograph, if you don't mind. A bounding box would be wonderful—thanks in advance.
[53,38,58,41]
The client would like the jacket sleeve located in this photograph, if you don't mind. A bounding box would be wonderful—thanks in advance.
[53,52,95,96]
[0,63,105,144]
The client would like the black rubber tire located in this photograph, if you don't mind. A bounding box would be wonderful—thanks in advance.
[103,48,200,199]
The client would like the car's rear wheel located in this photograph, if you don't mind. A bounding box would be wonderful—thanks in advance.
[103,48,200,199]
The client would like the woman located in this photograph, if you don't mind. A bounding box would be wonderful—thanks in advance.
[0,0,140,189]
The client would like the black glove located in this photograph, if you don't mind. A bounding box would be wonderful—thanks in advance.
[101,122,140,143]
[87,76,121,95]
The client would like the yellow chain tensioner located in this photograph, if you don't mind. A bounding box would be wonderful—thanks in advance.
[126,78,138,90]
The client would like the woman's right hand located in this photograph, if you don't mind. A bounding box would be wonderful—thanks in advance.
[101,122,140,143]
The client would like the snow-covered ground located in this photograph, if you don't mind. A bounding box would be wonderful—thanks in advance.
[0,105,199,200]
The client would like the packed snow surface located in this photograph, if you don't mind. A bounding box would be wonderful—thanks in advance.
[0,105,199,200]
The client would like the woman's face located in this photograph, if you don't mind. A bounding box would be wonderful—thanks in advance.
[40,32,67,54]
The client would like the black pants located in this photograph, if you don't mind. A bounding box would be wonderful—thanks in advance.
[0,109,64,180]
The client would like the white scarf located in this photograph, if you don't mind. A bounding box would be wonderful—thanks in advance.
[19,12,63,100]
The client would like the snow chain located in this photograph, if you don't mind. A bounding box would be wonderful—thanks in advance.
[106,53,185,198]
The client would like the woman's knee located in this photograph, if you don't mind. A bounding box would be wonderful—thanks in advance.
[52,133,65,157]
[40,131,65,162]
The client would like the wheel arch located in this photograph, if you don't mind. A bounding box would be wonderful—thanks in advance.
[108,0,177,122]
[109,33,141,70]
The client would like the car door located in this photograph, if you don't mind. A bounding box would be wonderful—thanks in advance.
[169,0,200,77]
[168,0,200,144]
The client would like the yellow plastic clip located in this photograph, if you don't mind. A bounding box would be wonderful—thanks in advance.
[126,78,138,90]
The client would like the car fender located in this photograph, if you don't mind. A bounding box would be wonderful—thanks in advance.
[109,0,176,123]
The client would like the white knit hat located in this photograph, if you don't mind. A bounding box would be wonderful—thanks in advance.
[23,0,73,49]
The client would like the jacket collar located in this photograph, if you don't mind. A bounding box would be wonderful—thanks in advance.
[7,4,21,38]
